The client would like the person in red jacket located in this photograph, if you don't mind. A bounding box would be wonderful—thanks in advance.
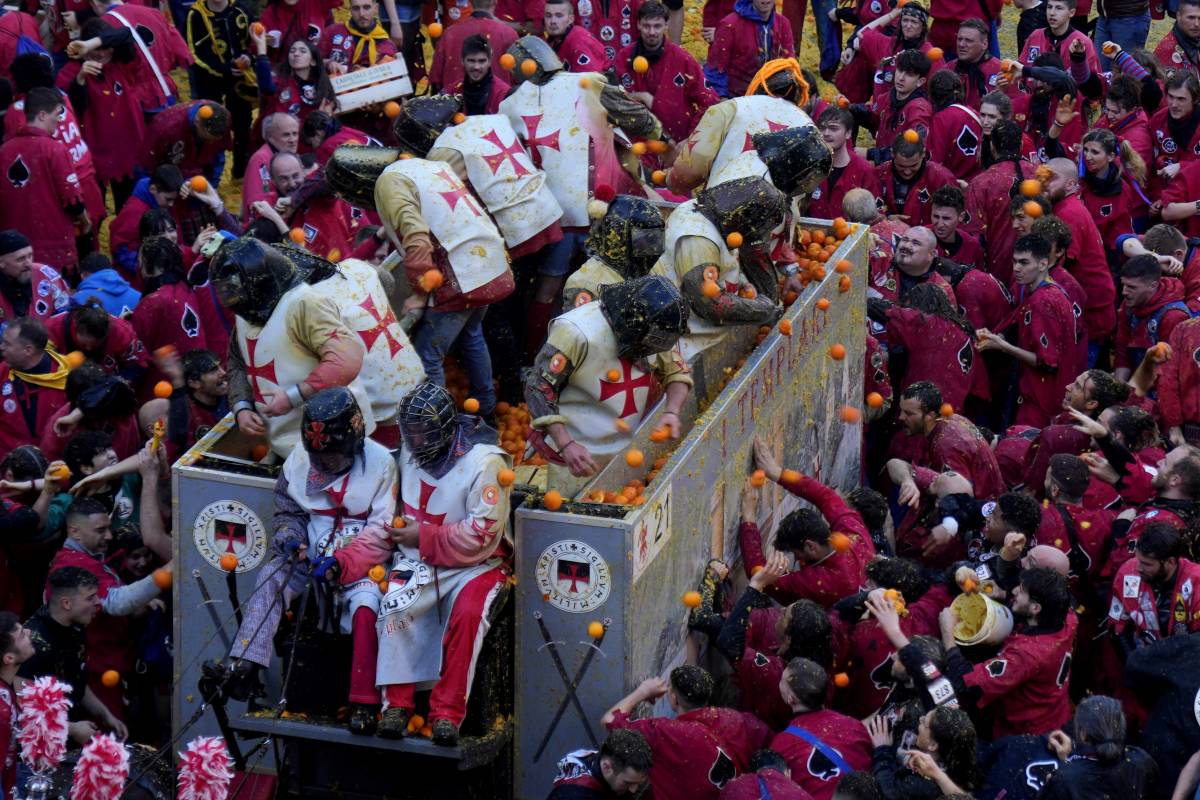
[739,437,875,610]
[1019,0,1100,74]
[447,34,513,115]
[807,107,881,220]
[0,7,41,82]
[929,186,985,272]
[1044,157,1118,353]
[0,612,35,796]
[1161,317,1200,447]
[768,658,873,800]
[0,231,72,328]
[0,318,70,456]
[926,71,982,181]
[874,133,957,226]
[89,0,193,114]
[944,567,1078,738]
[263,152,359,261]
[964,119,1037,287]
[1121,224,1200,312]
[130,237,208,393]
[705,0,794,98]
[1110,523,1200,648]
[108,165,186,280]
[45,302,149,385]
[1113,255,1193,380]
[1078,129,1142,261]
[319,0,399,73]
[1155,0,1200,80]
[1161,157,1200,238]
[1096,74,1154,172]
[1149,72,1200,196]
[302,112,375,165]
[720,751,816,799]
[1102,445,1200,580]
[945,18,1004,109]
[863,49,934,162]
[893,380,1006,497]
[544,0,608,70]
[259,0,341,63]
[141,100,233,186]
[615,2,717,144]
[602,667,742,799]
[0,88,89,273]
[548,729,654,799]
[429,0,517,90]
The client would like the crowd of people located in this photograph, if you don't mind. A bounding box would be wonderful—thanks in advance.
[0,0,1198,794]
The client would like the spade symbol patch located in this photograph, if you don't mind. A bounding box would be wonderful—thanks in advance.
[956,124,979,156]
[7,155,30,188]
[707,748,736,787]
[807,745,843,781]
[181,303,200,338]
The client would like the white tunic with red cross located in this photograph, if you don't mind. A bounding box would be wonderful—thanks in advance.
[377,157,509,296]
[281,438,398,628]
[376,441,510,687]
[432,114,564,249]
[708,96,813,188]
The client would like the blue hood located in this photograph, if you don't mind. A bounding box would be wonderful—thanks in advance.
[75,270,142,318]
[130,176,159,210]
[735,0,772,23]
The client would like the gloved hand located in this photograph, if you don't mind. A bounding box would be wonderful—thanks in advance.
[310,554,340,582]
[280,538,304,559]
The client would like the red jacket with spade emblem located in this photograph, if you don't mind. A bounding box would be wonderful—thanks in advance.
[130,281,209,398]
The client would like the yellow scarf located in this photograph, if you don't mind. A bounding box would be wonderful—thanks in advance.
[350,21,389,66]
[12,349,70,390]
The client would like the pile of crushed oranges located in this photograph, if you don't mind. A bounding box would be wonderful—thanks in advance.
[582,455,671,506]
[496,401,548,466]
[793,218,854,287]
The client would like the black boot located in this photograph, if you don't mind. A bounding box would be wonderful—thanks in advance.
[431,718,459,747]
[377,707,409,739]
[348,704,379,735]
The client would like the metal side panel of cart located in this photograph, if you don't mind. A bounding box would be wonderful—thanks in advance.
[514,220,868,797]
[172,415,279,757]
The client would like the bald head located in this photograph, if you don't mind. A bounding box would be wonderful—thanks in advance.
[930,471,973,497]
[270,151,307,195]
[1044,158,1078,202]
[1023,545,1070,576]
[894,226,937,276]
[263,113,300,154]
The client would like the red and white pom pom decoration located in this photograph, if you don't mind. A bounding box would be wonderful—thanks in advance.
[17,675,72,772]
[178,737,234,800]
[71,733,130,800]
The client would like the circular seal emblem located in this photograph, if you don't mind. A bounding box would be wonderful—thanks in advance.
[192,500,269,573]
[380,557,431,614]
[535,539,612,613]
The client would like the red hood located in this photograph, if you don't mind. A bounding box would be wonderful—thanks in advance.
[1131,277,1186,316]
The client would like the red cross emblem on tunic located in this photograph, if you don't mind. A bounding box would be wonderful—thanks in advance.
[598,358,652,418]
[520,114,561,168]
[244,337,279,402]
[480,130,532,177]
[214,518,247,553]
[742,119,790,152]
[356,295,405,358]
[434,168,483,217]
[403,479,447,525]
[471,516,498,543]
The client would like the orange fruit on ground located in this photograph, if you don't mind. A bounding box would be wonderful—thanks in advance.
[153,381,173,398]
[867,392,884,408]
[781,468,801,483]
[384,100,402,118]
[829,343,846,360]
[829,531,851,552]
[251,444,269,461]
[834,672,850,688]
[543,490,563,510]
[588,621,605,637]
[779,319,793,336]
[219,553,239,571]
[463,397,480,413]
[632,55,650,73]
[651,169,666,184]
[197,104,214,119]
[497,468,515,487]
[835,259,852,274]
[682,591,702,608]
[751,469,766,487]
[940,403,954,417]
[101,670,120,688]
[927,47,943,61]
[521,58,537,76]
[190,175,208,193]
[817,298,831,311]
[153,568,172,589]
[427,21,443,36]
[841,405,862,423]
[725,231,743,248]
[1023,200,1043,218]
[631,142,647,155]
[421,269,445,291]
[1020,178,1042,197]
[66,350,85,368]
[500,53,516,70]
[289,228,306,244]
[626,449,645,468]
[369,564,386,582]
[702,279,721,299]
[902,129,920,143]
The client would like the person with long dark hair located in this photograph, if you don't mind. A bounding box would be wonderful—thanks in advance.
[1039,695,1157,798]
[869,705,977,798]
[257,34,338,130]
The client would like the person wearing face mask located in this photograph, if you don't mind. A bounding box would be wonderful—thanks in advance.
[328,382,511,744]
[524,275,691,493]
[874,134,957,226]
[562,195,664,311]
[222,388,397,735]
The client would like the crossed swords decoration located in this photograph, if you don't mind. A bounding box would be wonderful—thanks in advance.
[532,610,611,762]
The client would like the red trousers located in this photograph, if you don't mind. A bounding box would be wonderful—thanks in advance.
[383,568,505,725]
[350,605,380,704]
[782,0,807,50]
